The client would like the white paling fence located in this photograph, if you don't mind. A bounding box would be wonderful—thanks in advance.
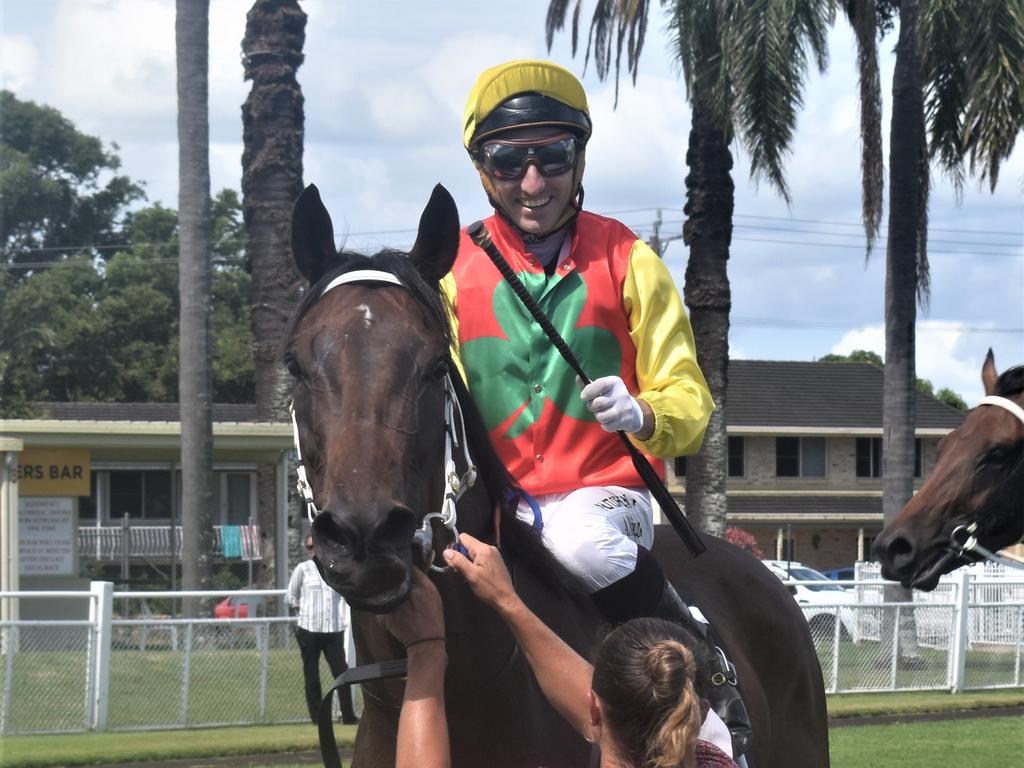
[0,585,357,735]
[791,565,1024,695]
[1,574,1021,734]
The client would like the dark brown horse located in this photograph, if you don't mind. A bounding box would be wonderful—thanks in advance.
[285,183,830,767]
[874,351,1024,590]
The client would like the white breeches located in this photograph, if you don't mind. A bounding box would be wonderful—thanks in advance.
[516,486,654,592]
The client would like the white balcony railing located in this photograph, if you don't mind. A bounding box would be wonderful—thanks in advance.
[77,525,261,561]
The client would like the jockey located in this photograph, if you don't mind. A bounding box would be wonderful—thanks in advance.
[443,59,751,758]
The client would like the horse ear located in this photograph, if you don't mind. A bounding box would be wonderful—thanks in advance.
[409,184,460,284]
[982,348,999,396]
[291,184,338,284]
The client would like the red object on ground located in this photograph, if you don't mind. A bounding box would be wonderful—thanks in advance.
[213,597,249,619]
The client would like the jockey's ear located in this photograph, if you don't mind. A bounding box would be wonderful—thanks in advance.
[410,184,460,285]
[291,184,338,285]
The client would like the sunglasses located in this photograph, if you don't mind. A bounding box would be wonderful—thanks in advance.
[478,136,578,181]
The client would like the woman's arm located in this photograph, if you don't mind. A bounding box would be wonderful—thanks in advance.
[443,535,593,737]
[382,568,451,768]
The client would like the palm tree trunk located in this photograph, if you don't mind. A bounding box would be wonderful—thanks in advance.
[682,98,734,538]
[882,0,926,664]
[176,0,215,607]
[241,0,306,586]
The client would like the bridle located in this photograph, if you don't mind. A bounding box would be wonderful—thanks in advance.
[289,269,478,572]
[947,394,1024,571]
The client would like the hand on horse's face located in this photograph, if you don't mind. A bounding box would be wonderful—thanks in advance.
[444,533,518,614]
[380,567,445,648]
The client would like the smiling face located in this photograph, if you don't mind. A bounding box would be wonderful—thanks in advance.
[482,127,577,237]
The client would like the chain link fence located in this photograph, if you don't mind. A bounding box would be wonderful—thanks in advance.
[0,586,357,735]
[1,576,1021,734]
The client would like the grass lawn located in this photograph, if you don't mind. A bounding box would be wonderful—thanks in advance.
[2,690,1022,767]
[829,715,1024,767]
[0,723,354,767]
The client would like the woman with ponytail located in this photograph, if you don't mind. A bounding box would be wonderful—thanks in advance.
[384,533,737,767]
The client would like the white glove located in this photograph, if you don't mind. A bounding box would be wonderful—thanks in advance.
[579,375,644,434]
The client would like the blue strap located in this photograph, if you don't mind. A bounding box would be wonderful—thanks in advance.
[505,487,543,532]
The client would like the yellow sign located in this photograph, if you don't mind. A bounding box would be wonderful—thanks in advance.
[16,448,91,496]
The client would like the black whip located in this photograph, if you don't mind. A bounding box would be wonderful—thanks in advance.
[466,221,705,557]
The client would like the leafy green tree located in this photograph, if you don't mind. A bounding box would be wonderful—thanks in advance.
[0,191,252,414]
[0,90,144,277]
[547,0,833,537]
[820,349,884,366]
[935,387,967,412]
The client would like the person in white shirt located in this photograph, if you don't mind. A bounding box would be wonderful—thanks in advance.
[288,535,358,724]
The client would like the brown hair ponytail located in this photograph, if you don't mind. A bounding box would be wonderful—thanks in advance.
[591,618,709,768]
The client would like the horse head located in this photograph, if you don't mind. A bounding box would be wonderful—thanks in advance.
[873,350,1024,589]
[285,183,461,612]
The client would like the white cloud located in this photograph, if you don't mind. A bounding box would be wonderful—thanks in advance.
[830,320,1009,403]
[49,0,176,125]
[0,34,37,90]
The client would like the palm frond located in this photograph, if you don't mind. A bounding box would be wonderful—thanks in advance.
[917,120,931,308]
[727,0,833,202]
[544,0,652,107]
[958,0,1024,191]
[851,0,884,254]
[919,0,967,195]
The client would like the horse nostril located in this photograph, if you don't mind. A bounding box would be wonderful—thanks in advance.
[370,505,417,553]
[312,513,362,563]
[884,535,915,568]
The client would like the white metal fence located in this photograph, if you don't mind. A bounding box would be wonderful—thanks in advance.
[792,565,1024,694]
[1,572,1022,734]
[0,584,356,735]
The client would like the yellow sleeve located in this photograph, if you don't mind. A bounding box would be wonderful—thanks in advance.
[440,271,467,384]
[623,239,714,458]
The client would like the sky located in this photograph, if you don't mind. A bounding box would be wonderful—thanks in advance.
[2,0,1022,403]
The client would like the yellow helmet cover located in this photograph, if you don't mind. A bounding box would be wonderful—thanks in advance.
[463,59,591,148]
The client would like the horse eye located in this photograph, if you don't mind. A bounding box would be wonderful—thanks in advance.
[284,354,304,379]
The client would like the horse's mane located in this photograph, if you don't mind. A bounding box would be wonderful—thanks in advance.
[284,248,592,603]
[995,365,1024,398]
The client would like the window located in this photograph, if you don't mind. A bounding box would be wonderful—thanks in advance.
[109,470,172,521]
[224,472,253,525]
[856,437,923,478]
[728,436,745,477]
[856,438,882,478]
[775,437,826,478]
[78,472,98,520]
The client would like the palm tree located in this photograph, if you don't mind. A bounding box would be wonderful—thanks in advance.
[848,0,1023,662]
[241,0,306,586]
[176,0,215,602]
[546,0,833,536]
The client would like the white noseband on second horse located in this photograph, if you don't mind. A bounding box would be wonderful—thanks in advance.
[289,268,477,572]
[977,395,1024,428]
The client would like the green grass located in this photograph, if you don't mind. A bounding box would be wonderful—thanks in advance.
[829,715,1024,767]
[3,691,1022,767]
[1,642,315,732]
[827,688,1024,718]
[0,723,355,767]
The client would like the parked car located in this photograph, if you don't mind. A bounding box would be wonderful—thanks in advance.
[821,566,855,581]
[761,560,858,641]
